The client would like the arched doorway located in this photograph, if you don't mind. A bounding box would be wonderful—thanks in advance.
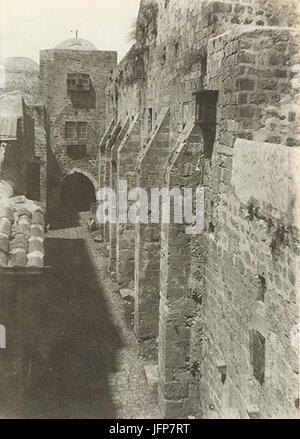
[60,172,96,212]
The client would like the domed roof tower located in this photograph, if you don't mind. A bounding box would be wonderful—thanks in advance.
[3,57,39,72]
[1,57,39,101]
[54,38,97,51]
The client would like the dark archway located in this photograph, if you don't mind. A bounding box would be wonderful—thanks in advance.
[60,172,96,212]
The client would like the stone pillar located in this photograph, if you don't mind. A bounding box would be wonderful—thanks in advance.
[158,124,204,418]
[116,114,141,285]
[134,108,170,355]
[98,118,115,192]
[109,117,131,272]
[103,121,121,243]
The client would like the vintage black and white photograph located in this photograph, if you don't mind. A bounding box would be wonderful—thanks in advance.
[0,0,299,421]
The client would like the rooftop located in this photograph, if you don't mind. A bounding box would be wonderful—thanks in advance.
[54,38,97,51]
[0,92,24,141]
[0,91,24,117]
[0,116,18,141]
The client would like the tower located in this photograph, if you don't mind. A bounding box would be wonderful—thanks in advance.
[39,37,117,217]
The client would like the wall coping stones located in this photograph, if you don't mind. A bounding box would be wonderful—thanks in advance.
[0,195,45,268]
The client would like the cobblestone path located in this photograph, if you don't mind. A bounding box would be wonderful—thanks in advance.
[21,212,159,419]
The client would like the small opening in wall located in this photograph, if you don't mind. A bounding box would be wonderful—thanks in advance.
[165,0,170,8]
[175,41,179,56]
[295,398,299,409]
[193,90,218,160]
[257,274,266,302]
[209,200,215,233]
[217,363,227,385]
[200,51,207,79]
[148,108,153,134]
[250,330,265,385]
[161,47,167,66]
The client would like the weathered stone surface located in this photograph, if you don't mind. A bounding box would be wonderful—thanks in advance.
[120,288,134,300]
[104,0,300,420]
[232,139,300,225]
[40,43,117,217]
[144,365,159,392]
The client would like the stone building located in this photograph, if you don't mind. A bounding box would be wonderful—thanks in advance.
[101,0,300,419]
[39,38,117,219]
[0,91,47,204]
[0,57,40,103]
[0,91,47,415]
[0,36,118,416]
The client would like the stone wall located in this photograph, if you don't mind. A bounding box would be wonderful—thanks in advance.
[31,105,48,204]
[195,138,299,419]
[103,0,300,418]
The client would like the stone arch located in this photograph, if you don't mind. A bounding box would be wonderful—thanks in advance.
[69,167,98,191]
[60,171,96,212]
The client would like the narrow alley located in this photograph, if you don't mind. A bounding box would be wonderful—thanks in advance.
[1,0,299,421]
[19,212,159,419]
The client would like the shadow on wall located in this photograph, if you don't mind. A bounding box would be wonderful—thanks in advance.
[10,237,124,419]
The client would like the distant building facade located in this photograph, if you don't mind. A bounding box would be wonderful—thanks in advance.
[0,91,46,203]
[0,57,40,102]
[39,38,117,217]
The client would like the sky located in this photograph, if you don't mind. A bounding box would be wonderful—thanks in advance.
[0,0,140,64]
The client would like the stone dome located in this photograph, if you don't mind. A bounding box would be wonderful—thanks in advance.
[3,57,39,72]
[54,38,97,51]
